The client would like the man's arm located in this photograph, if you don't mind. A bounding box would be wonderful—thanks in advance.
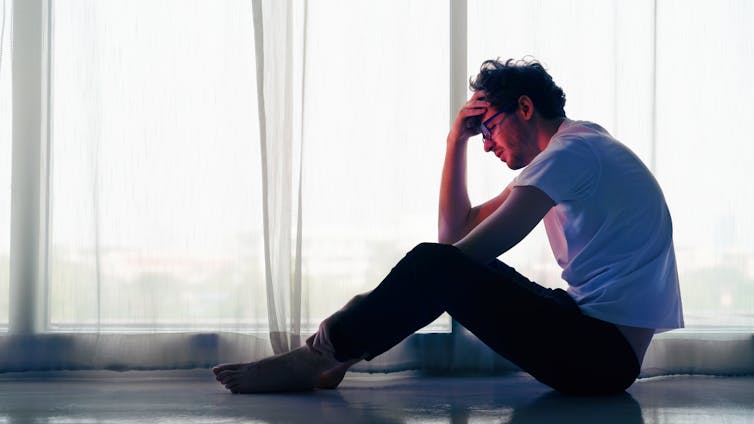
[438,135,471,244]
[438,91,495,243]
[439,177,515,244]
[454,185,554,264]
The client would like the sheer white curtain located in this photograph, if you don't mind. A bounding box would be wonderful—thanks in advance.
[0,0,11,331]
[1,0,753,374]
[654,0,754,327]
[255,0,451,355]
[49,1,266,330]
[299,0,450,333]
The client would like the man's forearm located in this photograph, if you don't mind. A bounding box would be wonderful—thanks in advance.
[438,135,472,244]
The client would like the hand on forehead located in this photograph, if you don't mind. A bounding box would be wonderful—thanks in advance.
[472,91,501,121]
[471,90,488,101]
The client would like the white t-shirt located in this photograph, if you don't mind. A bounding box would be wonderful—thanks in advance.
[514,120,684,332]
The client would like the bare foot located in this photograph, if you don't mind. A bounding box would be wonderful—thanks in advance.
[316,359,359,389]
[213,347,340,394]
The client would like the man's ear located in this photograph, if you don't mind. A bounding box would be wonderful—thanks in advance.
[518,95,535,120]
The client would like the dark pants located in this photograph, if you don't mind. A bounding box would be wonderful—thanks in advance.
[320,242,640,395]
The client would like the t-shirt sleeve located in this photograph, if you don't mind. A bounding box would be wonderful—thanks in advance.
[513,136,600,203]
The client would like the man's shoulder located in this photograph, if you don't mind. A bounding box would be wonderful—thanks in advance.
[553,121,609,144]
[558,119,611,136]
[545,127,602,161]
[549,120,619,158]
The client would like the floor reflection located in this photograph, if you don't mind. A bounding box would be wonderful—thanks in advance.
[1,372,753,424]
[0,388,643,424]
[507,391,643,424]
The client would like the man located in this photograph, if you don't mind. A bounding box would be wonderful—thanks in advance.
[213,58,684,395]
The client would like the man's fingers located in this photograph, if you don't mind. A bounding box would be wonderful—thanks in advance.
[466,99,489,109]
[470,90,488,101]
[461,102,488,118]
[462,101,489,120]
[449,94,489,141]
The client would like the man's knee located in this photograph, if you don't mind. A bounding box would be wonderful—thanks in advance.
[407,242,460,262]
[343,292,370,309]
[400,242,467,291]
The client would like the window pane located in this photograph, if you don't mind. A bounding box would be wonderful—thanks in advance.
[301,0,451,331]
[655,0,754,327]
[49,0,265,330]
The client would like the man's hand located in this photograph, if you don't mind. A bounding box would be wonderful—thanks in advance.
[448,91,490,143]
[439,91,492,243]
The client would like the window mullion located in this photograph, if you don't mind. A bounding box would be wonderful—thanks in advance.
[9,0,51,335]
[449,0,467,338]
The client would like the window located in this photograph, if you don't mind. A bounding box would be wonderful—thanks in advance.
[3,0,753,374]
[49,0,266,331]
[654,0,754,327]
[46,0,452,333]
[300,0,450,331]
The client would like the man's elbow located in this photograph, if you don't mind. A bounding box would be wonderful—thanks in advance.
[437,226,462,245]
[438,214,473,245]
[437,234,455,245]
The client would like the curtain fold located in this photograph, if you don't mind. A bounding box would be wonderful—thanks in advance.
[253,0,306,354]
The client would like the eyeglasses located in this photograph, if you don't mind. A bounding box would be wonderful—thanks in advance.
[480,103,516,141]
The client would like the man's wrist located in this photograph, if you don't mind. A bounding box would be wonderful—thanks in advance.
[447,132,469,146]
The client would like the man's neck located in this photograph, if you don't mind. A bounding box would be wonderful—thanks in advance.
[536,116,568,152]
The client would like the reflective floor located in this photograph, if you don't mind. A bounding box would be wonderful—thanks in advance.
[0,370,752,423]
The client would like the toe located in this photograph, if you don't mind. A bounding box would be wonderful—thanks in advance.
[224,375,241,391]
[217,370,236,384]
[212,362,246,374]
[212,363,244,375]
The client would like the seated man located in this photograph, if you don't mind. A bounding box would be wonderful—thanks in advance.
[213,57,684,396]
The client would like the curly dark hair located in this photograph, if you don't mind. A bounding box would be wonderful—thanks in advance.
[469,57,566,119]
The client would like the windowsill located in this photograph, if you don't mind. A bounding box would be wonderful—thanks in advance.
[660,326,754,334]
[0,329,752,375]
[0,325,746,335]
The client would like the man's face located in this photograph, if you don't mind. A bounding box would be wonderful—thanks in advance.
[480,106,539,170]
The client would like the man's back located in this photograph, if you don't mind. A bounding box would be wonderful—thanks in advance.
[515,120,683,332]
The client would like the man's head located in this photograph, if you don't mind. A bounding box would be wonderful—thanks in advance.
[470,58,566,120]
[469,58,567,169]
